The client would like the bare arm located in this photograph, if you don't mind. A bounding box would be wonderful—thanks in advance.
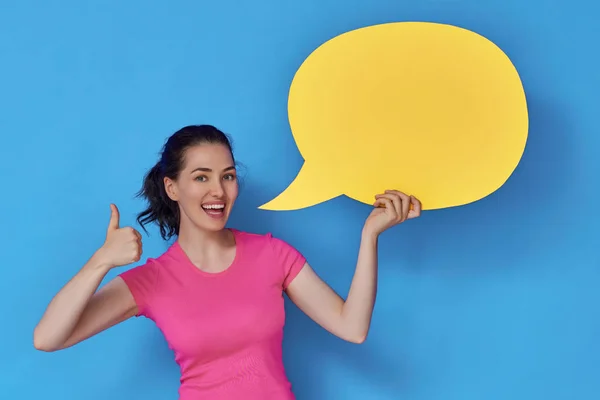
[286,190,421,344]
[285,230,378,344]
[33,252,137,351]
[34,203,143,352]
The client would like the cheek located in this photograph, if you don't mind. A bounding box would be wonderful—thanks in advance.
[226,182,239,201]
[180,183,208,203]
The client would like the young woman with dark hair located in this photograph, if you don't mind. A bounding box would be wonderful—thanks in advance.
[33,124,421,399]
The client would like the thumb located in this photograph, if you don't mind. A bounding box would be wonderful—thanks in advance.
[107,203,120,233]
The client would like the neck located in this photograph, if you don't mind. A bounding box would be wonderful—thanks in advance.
[176,225,236,272]
[177,224,232,251]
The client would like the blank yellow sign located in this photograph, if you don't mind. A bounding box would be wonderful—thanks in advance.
[259,22,528,211]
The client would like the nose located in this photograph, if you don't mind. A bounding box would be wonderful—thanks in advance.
[209,179,225,197]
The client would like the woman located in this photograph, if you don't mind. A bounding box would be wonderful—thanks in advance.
[33,125,421,399]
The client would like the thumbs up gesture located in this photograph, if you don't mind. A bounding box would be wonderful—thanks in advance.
[99,204,143,268]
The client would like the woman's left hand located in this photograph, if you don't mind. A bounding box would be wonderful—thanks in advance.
[363,190,422,237]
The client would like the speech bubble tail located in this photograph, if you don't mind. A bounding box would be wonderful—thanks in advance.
[258,162,341,211]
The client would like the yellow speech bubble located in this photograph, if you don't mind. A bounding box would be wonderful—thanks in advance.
[259,22,528,211]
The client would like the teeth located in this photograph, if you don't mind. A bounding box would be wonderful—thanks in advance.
[202,204,225,210]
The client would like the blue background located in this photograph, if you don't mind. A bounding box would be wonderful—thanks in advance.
[1,1,598,399]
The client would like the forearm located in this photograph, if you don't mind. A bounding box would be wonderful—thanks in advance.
[340,229,379,342]
[34,250,113,351]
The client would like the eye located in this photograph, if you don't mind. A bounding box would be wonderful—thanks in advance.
[194,175,208,182]
[223,173,236,181]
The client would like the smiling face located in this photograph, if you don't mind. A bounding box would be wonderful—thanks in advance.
[163,143,239,233]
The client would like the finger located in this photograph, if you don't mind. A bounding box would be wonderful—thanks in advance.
[374,197,396,218]
[408,195,422,218]
[396,192,411,219]
[377,193,403,219]
[386,190,412,220]
[387,190,416,211]
[385,190,410,213]
[107,204,120,232]
[130,227,142,241]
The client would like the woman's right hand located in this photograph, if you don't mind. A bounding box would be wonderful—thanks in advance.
[97,204,143,268]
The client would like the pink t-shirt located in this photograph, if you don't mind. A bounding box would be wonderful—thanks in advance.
[118,229,306,399]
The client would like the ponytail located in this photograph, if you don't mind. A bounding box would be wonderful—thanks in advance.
[136,161,180,240]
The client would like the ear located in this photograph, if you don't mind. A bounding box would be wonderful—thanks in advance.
[164,177,179,201]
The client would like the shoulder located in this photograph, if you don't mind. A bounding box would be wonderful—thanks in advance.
[118,257,162,296]
[233,229,306,288]
[232,229,300,254]
[117,257,163,317]
[118,244,183,293]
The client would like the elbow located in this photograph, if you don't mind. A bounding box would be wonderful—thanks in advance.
[350,334,367,344]
[33,335,53,352]
[33,328,59,352]
[34,338,58,352]
[33,338,49,352]
[338,322,370,344]
[345,331,368,344]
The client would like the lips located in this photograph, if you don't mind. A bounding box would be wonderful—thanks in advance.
[202,202,226,219]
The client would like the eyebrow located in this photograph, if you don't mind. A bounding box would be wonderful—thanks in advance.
[190,166,236,174]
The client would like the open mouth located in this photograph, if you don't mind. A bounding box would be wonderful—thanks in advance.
[202,203,226,219]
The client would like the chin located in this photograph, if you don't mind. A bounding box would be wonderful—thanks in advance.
[199,210,231,231]
[203,220,228,232]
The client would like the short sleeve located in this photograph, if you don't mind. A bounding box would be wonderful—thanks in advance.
[118,259,159,318]
[268,234,306,289]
